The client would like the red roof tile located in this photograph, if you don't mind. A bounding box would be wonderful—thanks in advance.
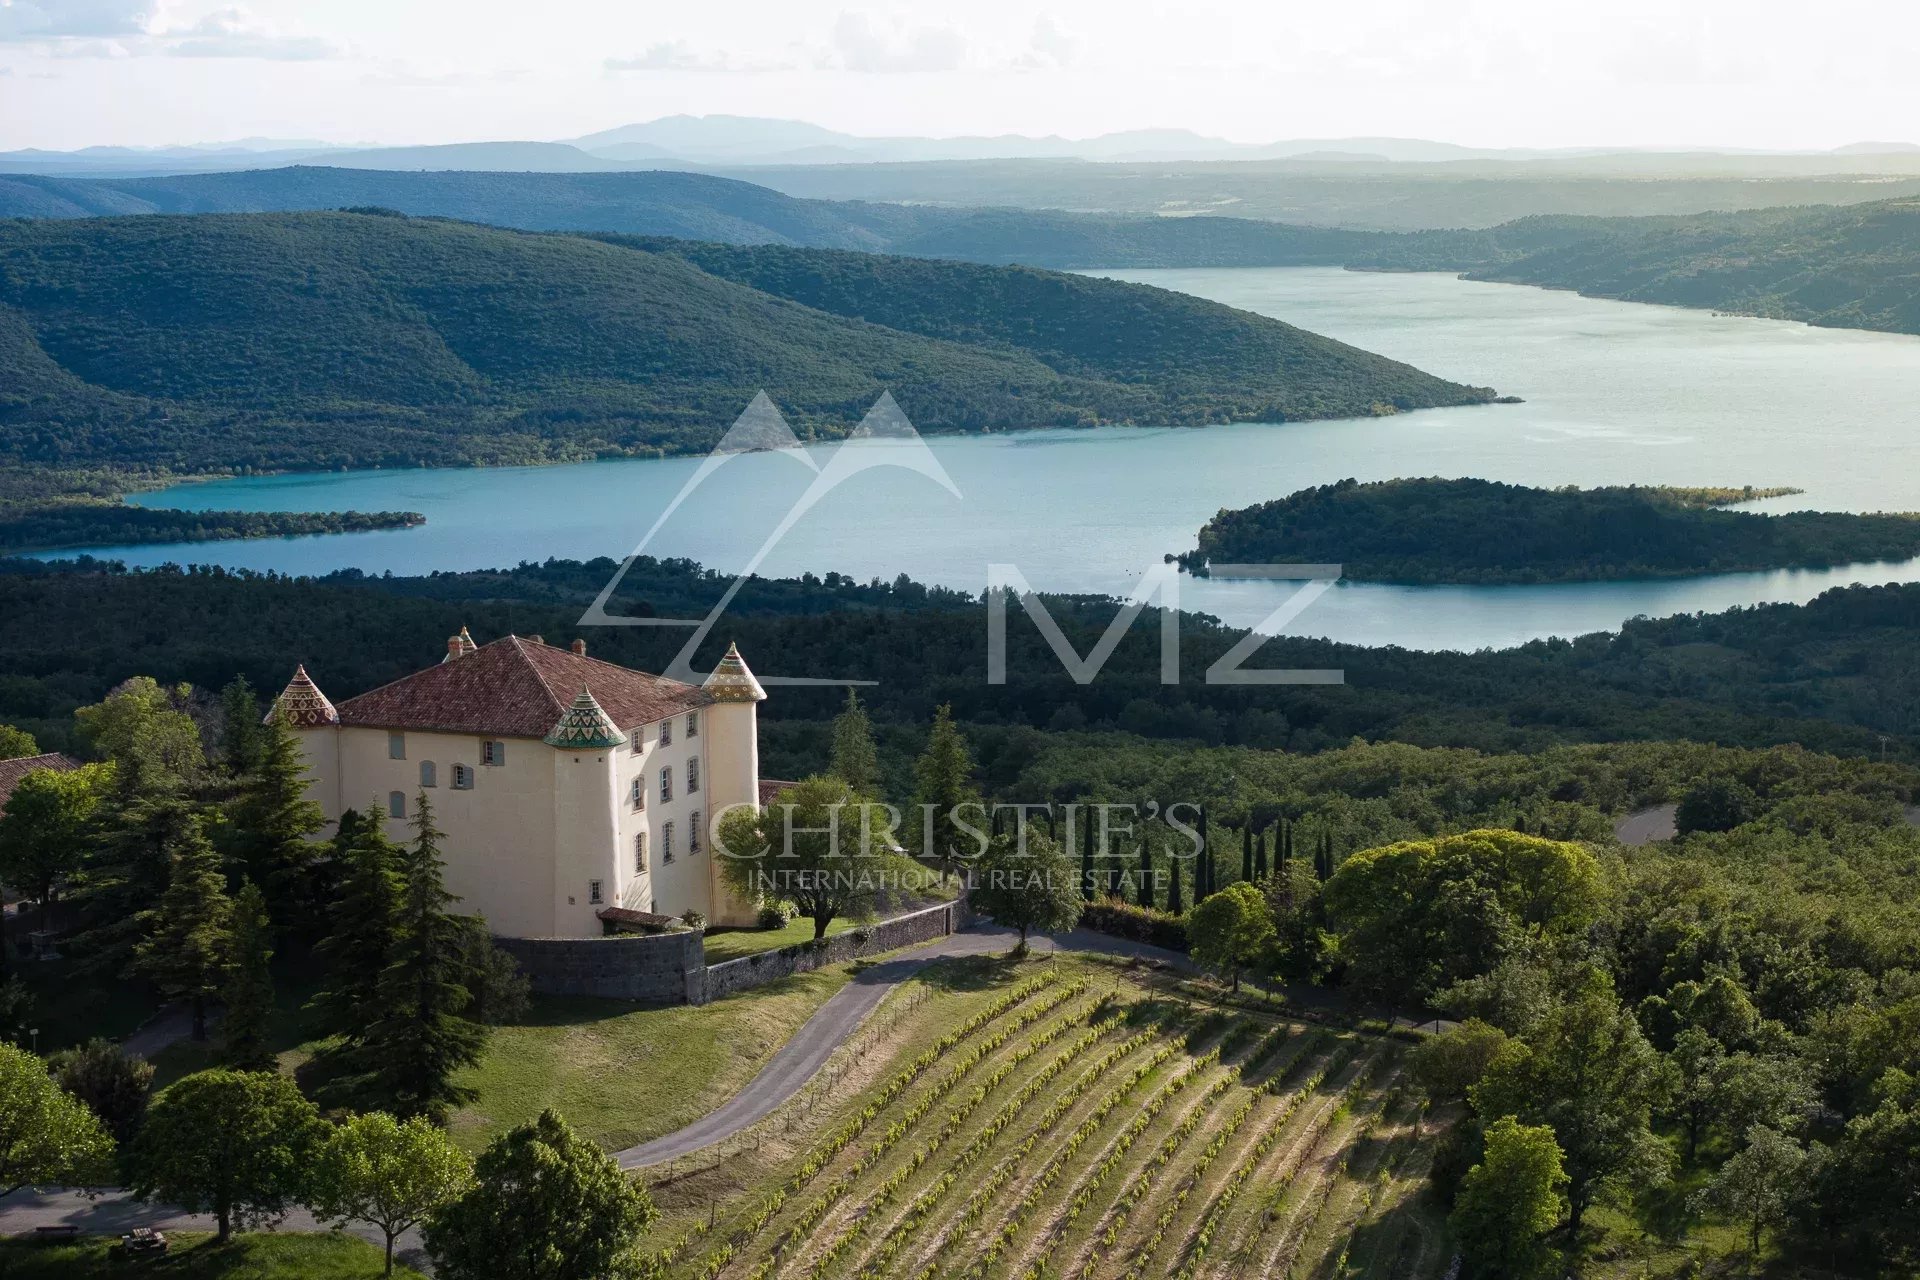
[759,778,798,806]
[333,636,711,740]
[0,753,82,819]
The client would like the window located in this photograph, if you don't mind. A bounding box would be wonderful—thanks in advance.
[482,741,507,767]
[687,757,700,794]
[388,731,406,760]
[589,879,604,905]
[659,767,673,803]
[689,811,702,853]
[686,711,699,738]
[634,831,648,872]
[452,764,474,790]
[630,729,643,756]
[388,791,407,819]
[420,761,437,788]
[629,778,644,811]
[662,821,675,863]
[659,719,673,747]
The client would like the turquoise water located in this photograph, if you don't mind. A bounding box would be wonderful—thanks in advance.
[78,267,1920,651]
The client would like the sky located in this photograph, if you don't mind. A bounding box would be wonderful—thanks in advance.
[0,0,1914,152]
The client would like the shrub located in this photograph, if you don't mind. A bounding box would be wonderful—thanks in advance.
[1079,899,1189,951]
[681,909,707,930]
[756,903,791,930]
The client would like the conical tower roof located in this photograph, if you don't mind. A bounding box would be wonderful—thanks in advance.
[544,685,629,749]
[266,665,338,727]
[703,643,767,703]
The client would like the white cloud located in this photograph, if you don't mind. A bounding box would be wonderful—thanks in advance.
[0,0,153,41]
[163,7,341,60]
[1015,16,1075,70]
[826,12,965,73]
[604,41,794,73]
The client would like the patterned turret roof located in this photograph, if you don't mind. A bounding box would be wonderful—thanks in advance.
[544,685,629,750]
[703,643,767,703]
[266,665,338,727]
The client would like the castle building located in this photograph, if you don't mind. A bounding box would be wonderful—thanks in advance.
[270,633,771,938]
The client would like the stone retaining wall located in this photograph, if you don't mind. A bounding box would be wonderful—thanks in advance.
[499,891,970,1005]
[493,928,705,1004]
[700,899,960,1002]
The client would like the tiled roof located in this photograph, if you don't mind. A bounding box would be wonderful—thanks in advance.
[544,687,629,750]
[334,636,711,740]
[759,778,798,806]
[0,753,82,818]
[266,665,338,728]
[704,643,768,703]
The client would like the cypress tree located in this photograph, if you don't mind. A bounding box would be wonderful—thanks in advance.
[827,688,881,796]
[1079,804,1094,901]
[1166,856,1184,915]
[1241,825,1254,882]
[1254,826,1269,880]
[308,805,400,1043]
[361,792,485,1122]
[1137,838,1155,911]
[134,817,233,1041]
[227,706,326,918]
[220,880,276,1071]
[910,705,982,868]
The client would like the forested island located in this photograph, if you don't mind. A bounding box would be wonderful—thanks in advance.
[0,495,422,556]
[1177,478,1920,584]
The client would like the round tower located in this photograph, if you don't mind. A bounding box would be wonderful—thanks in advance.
[701,643,765,926]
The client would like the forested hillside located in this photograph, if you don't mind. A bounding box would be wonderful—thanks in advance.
[1363,198,1920,335]
[0,211,1492,480]
[1181,478,1920,583]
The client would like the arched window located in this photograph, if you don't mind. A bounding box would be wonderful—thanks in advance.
[687,757,700,794]
[662,821,676,863]
[659,767,673,803]
[388,791,406,819]
[630,778,645,811]
[420,761,437,788]
[659,718,673,747]
[634,831,648,872]
[689,811,702,853]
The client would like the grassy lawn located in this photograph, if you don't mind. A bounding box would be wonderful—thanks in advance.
[0,1232,422,1278]
[702,916,858,963]
[445,966,853,1153]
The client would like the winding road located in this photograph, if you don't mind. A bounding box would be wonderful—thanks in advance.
[0,922,1193,1267]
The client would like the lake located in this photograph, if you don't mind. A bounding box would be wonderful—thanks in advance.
[78,267,1920,651]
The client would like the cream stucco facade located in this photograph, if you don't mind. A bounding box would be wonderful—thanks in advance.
[270,635,770,938]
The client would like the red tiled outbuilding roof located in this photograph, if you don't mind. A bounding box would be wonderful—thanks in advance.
[758,778,798,805]
[332,636,711,740]
[0,753,82,819]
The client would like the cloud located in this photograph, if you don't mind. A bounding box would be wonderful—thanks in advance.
[0,0,153,41]
[163,7,340,60]
[1014,16,1076,70]
[827,12,965,73]
[603,41,795,73]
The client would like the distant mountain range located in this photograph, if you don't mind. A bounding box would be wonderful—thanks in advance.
[9,114,1920,177]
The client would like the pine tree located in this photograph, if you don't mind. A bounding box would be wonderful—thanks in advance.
[308,806,400,1044]
[227,706,326,918]
[910,705,983,868]
[828,689,881,796]
[219,677,264,778]
[360,792,485,1122]
[221,880,276,1071]
[68,756,198,978]
[1137,838,1155,910]
[134,817,233,1041]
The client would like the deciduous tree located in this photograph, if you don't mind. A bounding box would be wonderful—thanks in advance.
[1697,1125,1805,1256]
[971,829,1082,951]
[426,1109,656,1280]
[1188,881,1275,993]
[129,1069,323,1242]
[313,1111,473,1276]
[0,1043,115,1195]
[48,1037,154,1147]
[718,774,916,941]
[1451,1116,1567,1279]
